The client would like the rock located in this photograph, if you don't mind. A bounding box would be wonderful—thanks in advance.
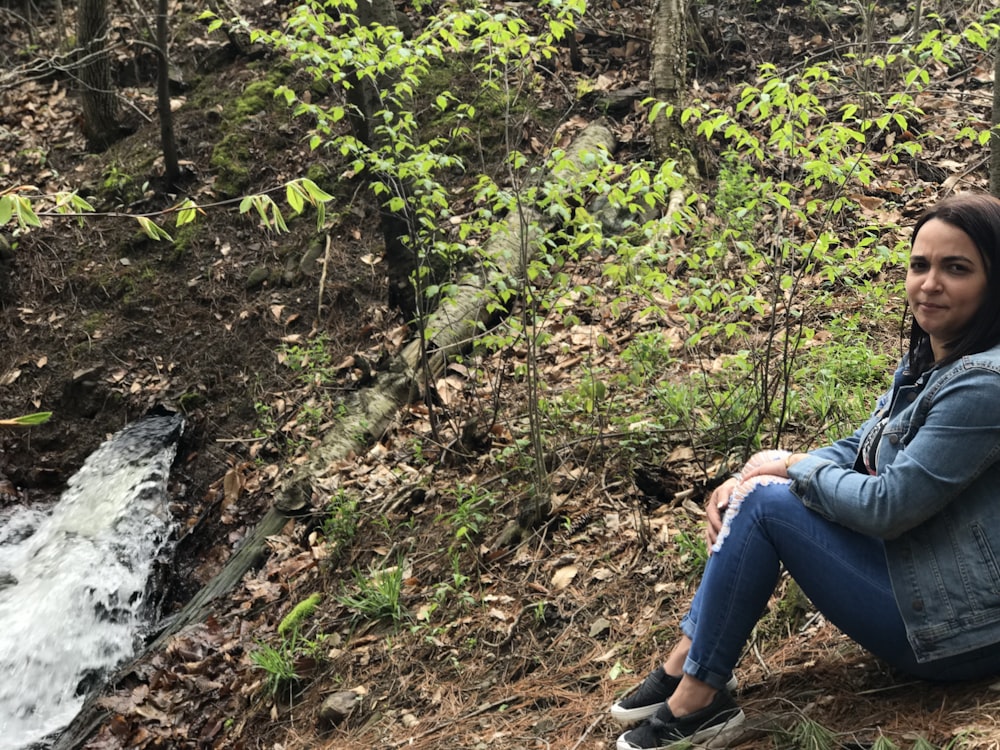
[299,241,325,275]
[589,616,612,638]
[60,367,109,419]
[318,690,360,728]
[400,712,419,728]
[245,266,269,290]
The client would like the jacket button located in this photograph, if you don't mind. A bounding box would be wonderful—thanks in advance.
[889,435,899,445]
[912,599,924,611]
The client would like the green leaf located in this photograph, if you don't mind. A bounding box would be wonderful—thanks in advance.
[176,199,199,227]
[270,202,288,232]
[301,178,334,203]
[286,182,305,214]
[14,196,41,228]
[136,216,172,241]
[71,193,95,212]
[0,196,12,226]
[1,411,53,426]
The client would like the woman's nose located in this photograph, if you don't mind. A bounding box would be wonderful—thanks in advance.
[921,270,943,291]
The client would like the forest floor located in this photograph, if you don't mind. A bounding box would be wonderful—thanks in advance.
[3,0,1000,749]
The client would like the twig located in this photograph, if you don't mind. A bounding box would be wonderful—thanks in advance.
[317,234,331,319]
[569,714,604,750]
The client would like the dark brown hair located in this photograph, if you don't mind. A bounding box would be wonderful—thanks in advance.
[908,192,1000,371]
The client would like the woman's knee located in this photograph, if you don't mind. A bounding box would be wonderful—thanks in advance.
[732,475,795,508]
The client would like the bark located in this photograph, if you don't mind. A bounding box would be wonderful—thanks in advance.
[77,0,125,151]
[156,0,180,187]
[649,0,698,183]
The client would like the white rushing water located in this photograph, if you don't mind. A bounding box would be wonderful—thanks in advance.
[0,414,183,750]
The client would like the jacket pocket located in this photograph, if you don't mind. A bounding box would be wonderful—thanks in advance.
[972,522,1000,595]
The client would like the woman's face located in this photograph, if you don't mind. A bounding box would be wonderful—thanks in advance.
[906,218,989,361]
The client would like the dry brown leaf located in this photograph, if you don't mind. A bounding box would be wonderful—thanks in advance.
[551,564,578,590]
[223,466,244,506]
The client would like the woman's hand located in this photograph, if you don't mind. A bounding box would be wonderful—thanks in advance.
[740,452,803,483]
[705,476,739,550]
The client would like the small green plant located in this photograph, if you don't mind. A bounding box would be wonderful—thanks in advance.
[620,331,679,384]
[249,640,300,697]
[0,412,52,427]
[785,716,838,750]
[251,400,276,440]
[437,482,496,548]
[277,593,323,637]
[319,490,360,554]
[674,530,709,582]
[869,734,900,750]
[280,335,335,387]
[338,562,406,625]
[250,593,325,698]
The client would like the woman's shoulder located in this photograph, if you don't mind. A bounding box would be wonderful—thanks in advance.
[929,343,1000,388]
[957,341,1000,369]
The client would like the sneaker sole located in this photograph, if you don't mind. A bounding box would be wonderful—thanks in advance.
[609,677,739,725]
[614,709,746,750]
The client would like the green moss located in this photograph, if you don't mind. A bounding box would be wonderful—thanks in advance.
[418,56,553,168]
[178,391,207,412]
[210,131,252,197]
[235,80,275,118]
[207,61,296,197]
[278,593,323,637]
[82,312,106,334]
[169,223,200,261]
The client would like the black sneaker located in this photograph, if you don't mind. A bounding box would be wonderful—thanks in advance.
[615,690,745,750]
[610,667,739,725]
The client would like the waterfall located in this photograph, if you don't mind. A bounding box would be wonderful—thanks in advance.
[0,413,184,749]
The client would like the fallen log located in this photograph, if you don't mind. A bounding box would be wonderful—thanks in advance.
[275,119,617,512]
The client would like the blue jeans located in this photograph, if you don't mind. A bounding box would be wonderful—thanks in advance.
[680,481,1000,687]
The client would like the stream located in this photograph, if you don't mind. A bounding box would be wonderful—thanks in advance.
[0,413,184,750]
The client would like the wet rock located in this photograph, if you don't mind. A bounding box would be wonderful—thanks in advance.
[60,367,109,419]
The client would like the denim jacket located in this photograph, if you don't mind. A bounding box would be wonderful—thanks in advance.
[788,342,1000,662]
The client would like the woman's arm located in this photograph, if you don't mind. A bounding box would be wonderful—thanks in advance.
[785,366,1000,538]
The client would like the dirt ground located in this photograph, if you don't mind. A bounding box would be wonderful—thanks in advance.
[4,1,1000,749]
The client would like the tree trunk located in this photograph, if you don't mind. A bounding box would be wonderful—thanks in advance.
[156,0,180,187]
[345,0,419,317]
[77,0,125,152]
[649,0,698,181]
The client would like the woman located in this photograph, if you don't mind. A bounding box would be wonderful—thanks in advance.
[610,193,1000,750]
